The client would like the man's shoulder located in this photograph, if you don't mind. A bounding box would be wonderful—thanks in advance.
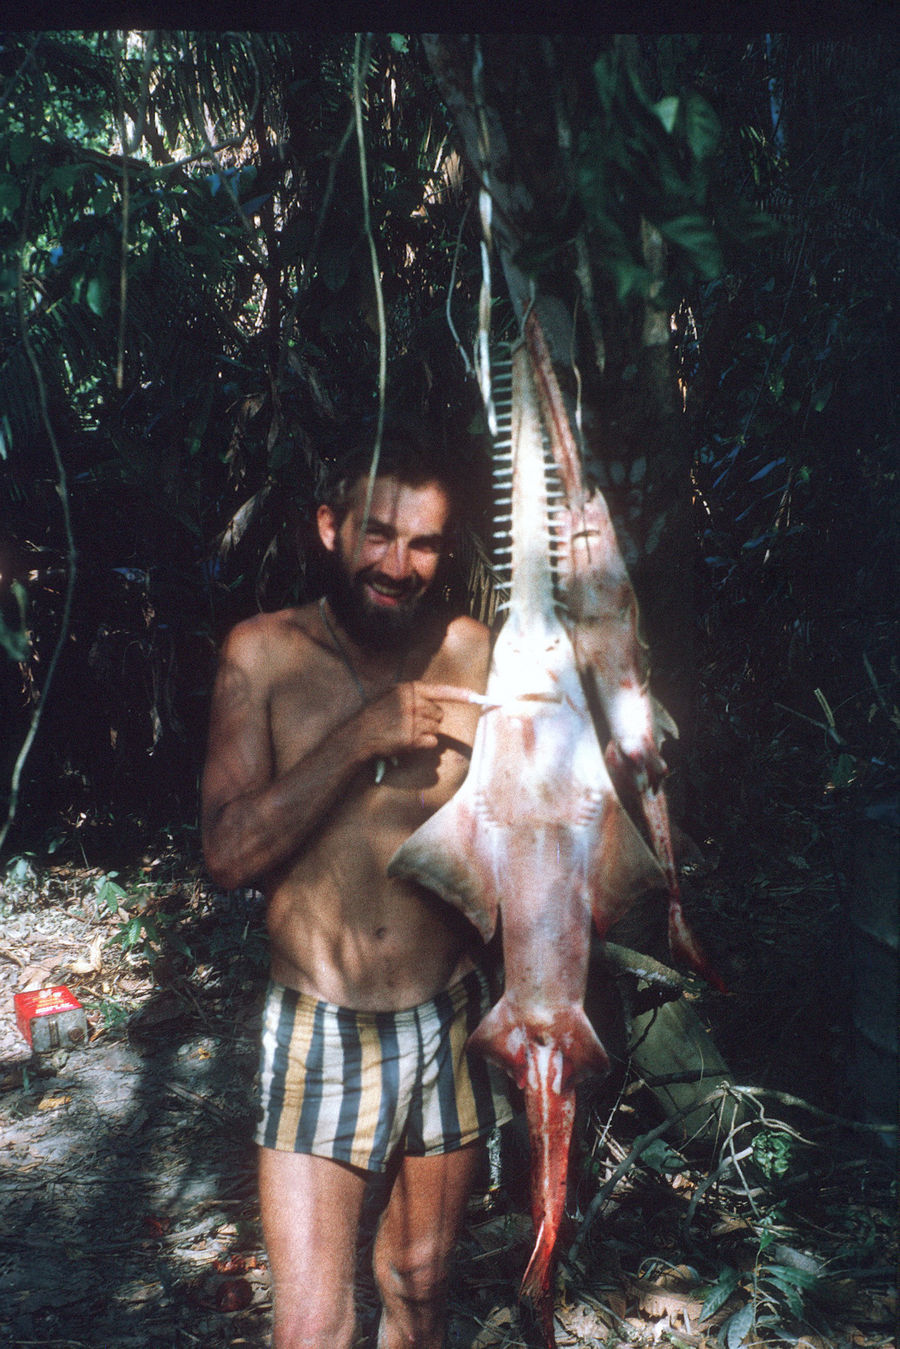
[430,611,491,688]
[220,604,319,669]
[443,611,491,652]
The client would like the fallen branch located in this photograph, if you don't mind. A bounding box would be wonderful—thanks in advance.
[569,1082,897,1264]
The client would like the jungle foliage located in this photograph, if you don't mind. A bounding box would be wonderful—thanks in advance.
[0,31,897,865]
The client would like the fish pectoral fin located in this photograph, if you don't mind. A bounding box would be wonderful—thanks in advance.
[544,1005,609,1089]
[467,996,529,1088]
[590,795,667,933]
[668,893,729,993]
[386,800,499,942]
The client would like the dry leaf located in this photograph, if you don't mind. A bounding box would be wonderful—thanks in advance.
[606,1291,628,1320]
[18,961,61,991]
[630,1274,706,1324]
[38,1095,71,1111]
[69,932,105,975]
[556,1301,612,1340]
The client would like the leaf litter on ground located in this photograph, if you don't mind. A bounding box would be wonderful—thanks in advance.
[0,844,895,1348]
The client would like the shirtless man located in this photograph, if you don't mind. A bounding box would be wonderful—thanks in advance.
[201,439,512,1349]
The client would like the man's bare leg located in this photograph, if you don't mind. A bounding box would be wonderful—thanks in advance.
[259,1147,369,1349]
[372,1141,485,1349]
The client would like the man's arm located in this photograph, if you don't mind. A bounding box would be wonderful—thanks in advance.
[201,616,451,890]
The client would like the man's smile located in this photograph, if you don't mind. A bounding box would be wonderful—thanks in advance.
[363,575,420,607]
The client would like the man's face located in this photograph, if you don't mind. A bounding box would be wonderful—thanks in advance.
[317,475,452,649]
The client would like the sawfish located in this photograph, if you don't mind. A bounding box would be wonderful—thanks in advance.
[523,310,726,992]
[388,343,668,1344]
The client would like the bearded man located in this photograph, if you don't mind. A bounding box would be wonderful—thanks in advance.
[201,436,512,1348]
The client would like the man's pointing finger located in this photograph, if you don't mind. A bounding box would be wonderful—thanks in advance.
[416,683,500,709]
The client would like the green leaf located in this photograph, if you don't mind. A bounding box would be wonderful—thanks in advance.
[168,931,193,958]
[760,1269,808,1317]
[748,457,787,483]
[812,380,833,412]
[761,1262,820,1291]
[85,275,107,317]
[654,95,680,134]
[683,92,721,161]
[657,214,723,278]
[96,875,128,913]
[90,182,117,216]
[640,1139,684,1174]
[752,1128,794,1177]
[389,34,409,53]
[699,1266,741,1321]
[831,752,856,788]
[39,163,85,203]
[117,915,143,947]
[0,175,22,217]
[592,51,618,115]
[723,1301,755,1349]
[0,613,30,661]
[9,132,36,166]
[609,258,650,301]
[0,579,30,659]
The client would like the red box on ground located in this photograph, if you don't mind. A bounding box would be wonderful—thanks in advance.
[14,986,87,1052]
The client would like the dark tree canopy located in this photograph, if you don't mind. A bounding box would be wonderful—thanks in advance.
[0,31,896,861]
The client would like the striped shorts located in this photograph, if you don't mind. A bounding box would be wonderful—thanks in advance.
[254,967,514,1172]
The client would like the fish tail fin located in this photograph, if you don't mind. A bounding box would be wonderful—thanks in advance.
[520,1216,555,1305]
[518,1041,579,1348]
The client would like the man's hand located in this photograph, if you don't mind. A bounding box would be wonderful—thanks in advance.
[359,681,497,762]
[358,682,447,759]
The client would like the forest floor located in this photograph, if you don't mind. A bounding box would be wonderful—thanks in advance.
[0,835,895,1349]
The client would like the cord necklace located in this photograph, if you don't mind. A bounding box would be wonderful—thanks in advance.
[319,596,405,783]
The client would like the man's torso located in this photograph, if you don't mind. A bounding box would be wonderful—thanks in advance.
[257,602,489,1010]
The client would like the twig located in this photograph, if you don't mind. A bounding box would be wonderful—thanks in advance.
[277,113,355,383]
[727,1134,762,1216]
[569,1088,728,1263]
[727,1084,898,1135]
[111,32,157,391]
[352,34,387,565]
[0,33,42,114]
[0,177,78,855]
[445,196,474,377]
[680,1142,761,1238]
[165,1080,233,1123]
[862,650,892,718]
[638,1069,726,1087]
[570,1080,896,1264]
[472,37,498,439]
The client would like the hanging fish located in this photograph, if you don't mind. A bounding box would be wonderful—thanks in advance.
[523,310,726,992]
[388,343,667,1345]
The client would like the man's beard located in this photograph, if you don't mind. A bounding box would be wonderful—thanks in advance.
[325,541,432,651]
